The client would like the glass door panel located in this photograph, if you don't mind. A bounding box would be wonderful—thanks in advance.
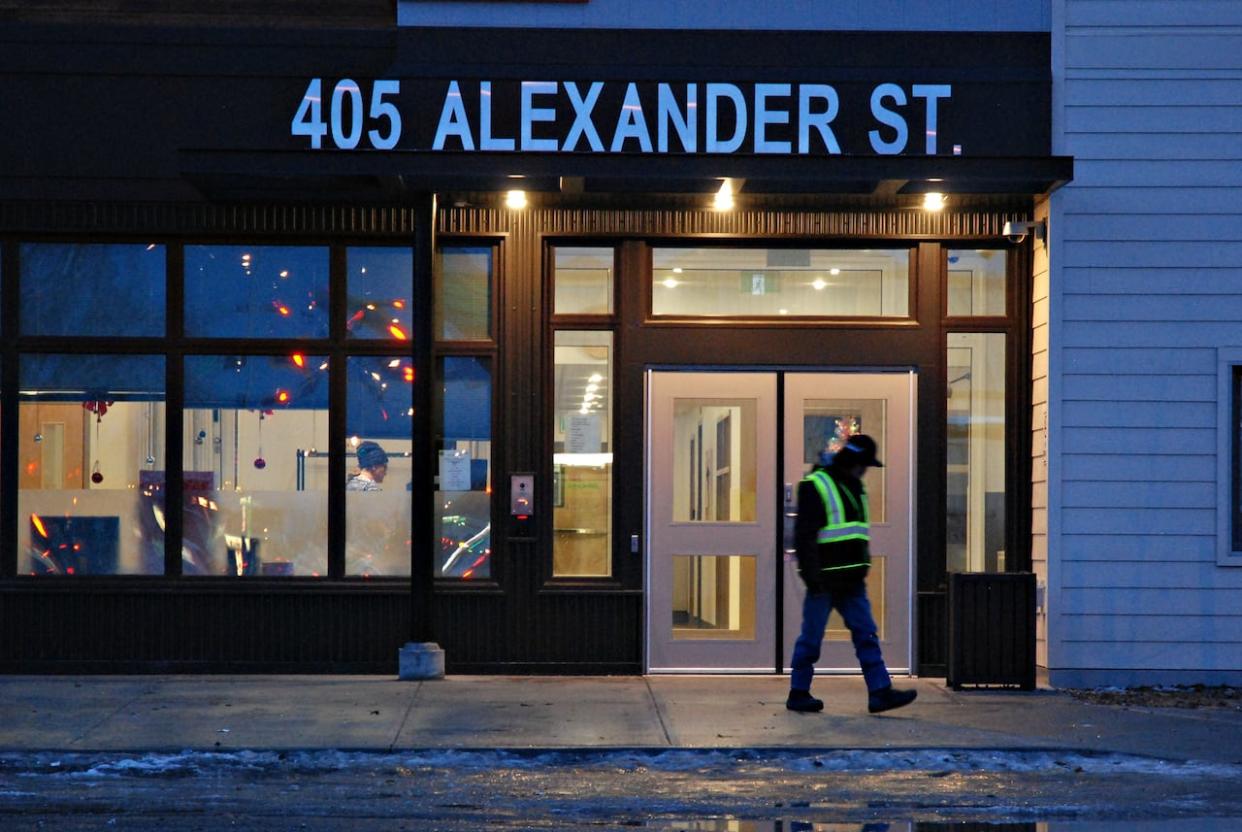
[647,372,776,672]
[781,372,914,674]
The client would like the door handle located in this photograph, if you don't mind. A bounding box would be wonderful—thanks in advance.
[784,483,794,505]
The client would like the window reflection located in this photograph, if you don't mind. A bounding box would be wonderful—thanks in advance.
[652,248,909,318]
[185,245,329,339]
[948,249,1006,316]
[435,357,491,579]
[346,247,413,341]
[184,355,329,577]
[554,247,614,315]
[345,355,414,577]
[671,555,757,640]
[672,398,757,523]
[947,332,1006,573]
[19,354,166,576]
[434,247,492,341]
[21,243,166,337]
[553,331,612,577]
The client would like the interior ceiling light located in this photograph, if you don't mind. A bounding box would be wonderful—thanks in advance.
[505,189,528,209]
[662,277,679,289]
[713,178,735,211]
[830,267,841,276]
[588,373,603,383]
[922,192,946,211]
[811,278,827,291]
[672,267,683,274]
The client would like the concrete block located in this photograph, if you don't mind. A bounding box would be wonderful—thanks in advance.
[398,642,445,680]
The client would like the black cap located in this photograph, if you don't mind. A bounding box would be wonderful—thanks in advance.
[836,434,883,468]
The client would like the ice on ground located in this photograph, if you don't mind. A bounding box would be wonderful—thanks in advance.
[1,747,1237,780]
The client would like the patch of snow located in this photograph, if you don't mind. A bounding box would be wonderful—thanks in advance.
[2,747,1237,780]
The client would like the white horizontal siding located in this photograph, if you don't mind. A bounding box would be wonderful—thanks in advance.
[1066,33,1242,69]
[1064,560,1242,589]
[1056,642,1242,671]
[1051,0,1242,683]
[1065,78,1242,105]
[1066,106,1242,132]
[1062,320,1242,347]
[1062,588,1242,616]
[398,0,1050,30]
[1062,534,1217,561]
[1065,217,1242,242]
[1063,481,1218,507]
[1063,400,1214,427]
[1063,454,1215,482]
[1061,374,1215,399]
[1063,271,1242,295]
[1061,612,1242,644]
[1061,187,1242,213]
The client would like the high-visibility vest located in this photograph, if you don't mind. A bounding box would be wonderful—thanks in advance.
[803,469,870,573]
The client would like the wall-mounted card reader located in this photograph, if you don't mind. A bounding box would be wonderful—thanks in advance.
[510,473,535,538]
[510,473,534,516]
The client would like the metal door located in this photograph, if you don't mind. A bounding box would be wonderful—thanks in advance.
[781,372,915,674]
[646,371,777,672]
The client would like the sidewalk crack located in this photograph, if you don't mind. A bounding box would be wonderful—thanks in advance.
[644,677,674,746]
[389,681,423,751]
[69,682,160,749]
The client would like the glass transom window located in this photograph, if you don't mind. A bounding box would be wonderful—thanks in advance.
[651,248,910,318]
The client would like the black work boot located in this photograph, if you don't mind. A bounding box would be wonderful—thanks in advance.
[785,689,824,712]
[867,685,917,714]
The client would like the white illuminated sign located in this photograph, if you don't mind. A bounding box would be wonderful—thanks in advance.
[292,78,953,156]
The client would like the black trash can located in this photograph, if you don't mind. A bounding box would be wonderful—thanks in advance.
[947,571,1037,690]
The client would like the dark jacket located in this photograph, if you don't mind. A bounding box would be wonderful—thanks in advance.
[793,463,871,593]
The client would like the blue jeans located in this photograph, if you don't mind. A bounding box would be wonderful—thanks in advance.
[790,582,891,694]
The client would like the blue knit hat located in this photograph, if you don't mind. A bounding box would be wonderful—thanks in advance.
[356,441,389,470]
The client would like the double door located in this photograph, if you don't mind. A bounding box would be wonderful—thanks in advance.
[646,370,914,674]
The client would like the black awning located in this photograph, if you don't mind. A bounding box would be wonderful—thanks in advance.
[180,149,1073,203]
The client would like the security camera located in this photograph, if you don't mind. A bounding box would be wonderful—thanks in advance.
[1002,220,1045,245]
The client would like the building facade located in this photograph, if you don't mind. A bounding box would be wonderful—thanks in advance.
[0,1,1236,686]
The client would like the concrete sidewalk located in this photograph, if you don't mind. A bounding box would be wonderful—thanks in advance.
[3,675,1241,765]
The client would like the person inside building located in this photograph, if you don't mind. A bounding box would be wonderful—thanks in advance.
[787,434,918,714]
[347,441,389,491]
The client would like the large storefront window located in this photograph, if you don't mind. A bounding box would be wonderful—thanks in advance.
[184,355,329,577]
[946,332,1007,573]
[20,243,166,337]
[434,356,492,579]
[345,355,414,576]
[7,239,423,581]
[552,331,613,577]
[651,248,910,318]
[185,245,330,339]
[346,247,414,340]
[19,354,166,576]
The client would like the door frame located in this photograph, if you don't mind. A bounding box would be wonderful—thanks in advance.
[644,365,916,674]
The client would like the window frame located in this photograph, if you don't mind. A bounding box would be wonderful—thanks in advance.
[1,235,423,582]
[432,235,502,586]
[645,241,919,326]
[543,239,621,587]
[1218,348,1242,565]
[940,241,1029,576]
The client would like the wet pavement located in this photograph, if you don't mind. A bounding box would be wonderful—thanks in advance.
[2,675,1242,829]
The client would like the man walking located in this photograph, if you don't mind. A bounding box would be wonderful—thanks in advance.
[787,434,917,714]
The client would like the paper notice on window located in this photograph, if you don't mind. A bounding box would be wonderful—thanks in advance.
[438,450,472,491]
[566,414,602,453]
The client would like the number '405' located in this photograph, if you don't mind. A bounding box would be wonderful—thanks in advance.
[291,78,402,150]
